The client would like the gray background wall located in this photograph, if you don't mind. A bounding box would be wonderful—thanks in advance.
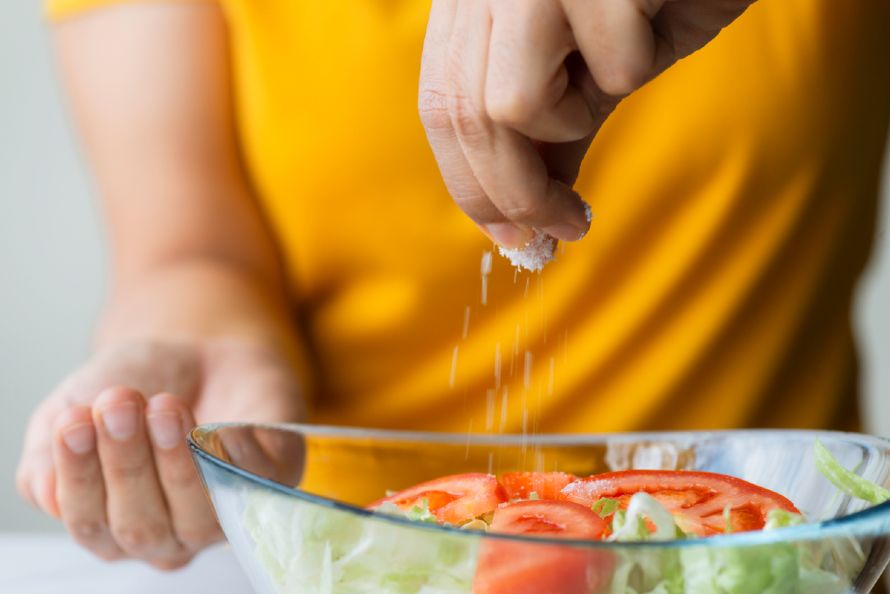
[1,0,888,533]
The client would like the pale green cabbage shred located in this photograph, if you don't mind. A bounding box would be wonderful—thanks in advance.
[242,442,884,593]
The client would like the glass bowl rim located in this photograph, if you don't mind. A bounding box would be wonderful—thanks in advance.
[188,422,890,549]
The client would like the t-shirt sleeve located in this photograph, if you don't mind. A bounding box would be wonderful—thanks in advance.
[46,0,212,21]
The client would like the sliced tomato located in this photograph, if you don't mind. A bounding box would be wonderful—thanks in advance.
[369,473,506,525]
[560,470,800,537]
[499,472,577,501]
[473,501,613,594]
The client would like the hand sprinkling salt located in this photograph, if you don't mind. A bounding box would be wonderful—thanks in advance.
[497,203,592,272]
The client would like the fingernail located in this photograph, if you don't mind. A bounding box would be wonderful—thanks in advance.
[148,412,183,450]
[484,222,536,249]
[101,403,139,441]
[542,201,593,242]
[62,423,95,455]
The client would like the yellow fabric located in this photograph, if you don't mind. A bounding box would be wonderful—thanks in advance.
[49,0,890,434]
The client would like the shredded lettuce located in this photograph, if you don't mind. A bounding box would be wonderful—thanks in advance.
[592,497,620,518]
[609,493,678,542]
[764,509,805,531]
[244,491,479,594]
[814,440,890,505]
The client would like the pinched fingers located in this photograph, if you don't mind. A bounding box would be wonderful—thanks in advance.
[420,0,537,249]
[420,0,591,248]
[448,0,590,242]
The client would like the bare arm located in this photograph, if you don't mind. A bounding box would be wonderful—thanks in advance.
[17,3,305,569]
[56,2,295,349]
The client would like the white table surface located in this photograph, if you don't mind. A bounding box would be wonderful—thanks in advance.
[0,534,255,594]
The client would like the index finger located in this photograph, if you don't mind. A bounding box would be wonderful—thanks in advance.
[448,0,591,242]
[420,0,535,248]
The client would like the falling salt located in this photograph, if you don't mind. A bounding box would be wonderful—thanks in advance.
[449,344,459,389]
[494,343,502,390]
[485,388,495,431]
[523,277,530,298]
[462,306,471,339]
[539,275,546,344]
[524,350,533,390]
[499,387,509,432]
[480,251,492,305]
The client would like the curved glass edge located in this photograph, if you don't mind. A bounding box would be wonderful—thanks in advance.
[188,422,890,550]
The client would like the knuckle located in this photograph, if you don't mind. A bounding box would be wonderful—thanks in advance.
[112,521,170,553]
[68,519,108,542]
[418,86,452,132]
[151,555,193,572]
[502,201,542,224]
[94,549,125,563]
[103,456,149,483]
[177,525,222,551]
[597,62,648,96]
[448,92,485,139]
[161,463,199,491]
[486,87,537,128]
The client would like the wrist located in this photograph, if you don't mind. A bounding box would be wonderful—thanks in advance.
[96,256,296,352]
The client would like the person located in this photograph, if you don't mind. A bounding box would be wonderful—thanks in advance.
[15,0,890,571]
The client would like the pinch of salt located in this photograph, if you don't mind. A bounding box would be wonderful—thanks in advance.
[497,230,557,272]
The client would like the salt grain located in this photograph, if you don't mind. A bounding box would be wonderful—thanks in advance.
[485,388,495,431]
[497,231,556,272]
[481,251,493,305]
[449,344,459,388]
[499,387,509,432]
[524,350,533,390]
[494,343,502,390]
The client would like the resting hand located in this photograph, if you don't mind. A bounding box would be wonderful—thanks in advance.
[16,338,302,570]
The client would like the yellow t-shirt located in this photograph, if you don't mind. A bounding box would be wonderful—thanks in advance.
[49,0,890,434]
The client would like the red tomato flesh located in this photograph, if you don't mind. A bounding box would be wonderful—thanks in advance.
[473,501,613,594]
[369,473,506,525]
[560,470,799,537]
[500,472,577,501]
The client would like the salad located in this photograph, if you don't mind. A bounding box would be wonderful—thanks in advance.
[243,442,890,594]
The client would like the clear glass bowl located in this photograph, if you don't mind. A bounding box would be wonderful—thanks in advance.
[188,425,890,594]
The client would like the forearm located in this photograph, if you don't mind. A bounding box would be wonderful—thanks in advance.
[97,255,298,356]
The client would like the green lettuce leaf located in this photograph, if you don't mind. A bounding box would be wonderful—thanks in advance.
[814,441,890,505]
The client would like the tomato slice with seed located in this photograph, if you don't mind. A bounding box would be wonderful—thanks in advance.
[500,472,578,501]
[560,470,800,537]
[473,501,613,594]
[369,473,506,525]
